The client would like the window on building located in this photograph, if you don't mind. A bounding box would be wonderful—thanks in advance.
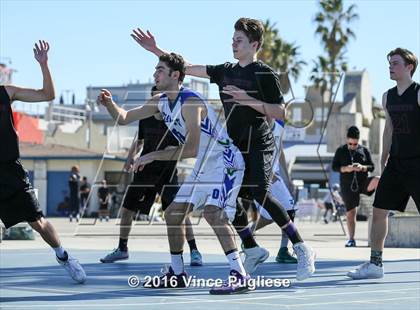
[292,108,302,123]
[315,107,328,122]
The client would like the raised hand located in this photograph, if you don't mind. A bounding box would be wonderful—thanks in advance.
[131,28,157,52]
[33,40,50,64]
[96,89,113,107]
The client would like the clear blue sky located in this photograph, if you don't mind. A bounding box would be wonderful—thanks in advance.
[1,0,419,105]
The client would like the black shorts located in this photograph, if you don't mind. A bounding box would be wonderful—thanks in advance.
[325,202,334,210]
[0,160,44,229]
[373,157,420,212]
[122,163,179,214]
[99,203,108,211]
[341,176,377,211]
[238,149,273,202]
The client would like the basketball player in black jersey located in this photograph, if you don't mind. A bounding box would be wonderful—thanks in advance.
[0,41,86,283]
[348,48,420,279]
[131,17,315,280]
[100,86,202,266]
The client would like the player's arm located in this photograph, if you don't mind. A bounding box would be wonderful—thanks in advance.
[222,84,285,119]
[154,99,201,159]
[133,98,201,171]
[418,86,420,107]
[363,148,375,172]
[130,28,209,78]
[381,92,393,173]
[124,137,144,172]
[6,41,55,103]
[278,141,294,192]
[332,147,353,173]
[97,89,159,125]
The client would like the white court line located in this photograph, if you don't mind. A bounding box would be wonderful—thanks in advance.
[1,287,420,308]
[227,296,420,308]
[0,287,79,295]
[2,285,419,301]
[2,296,420,309]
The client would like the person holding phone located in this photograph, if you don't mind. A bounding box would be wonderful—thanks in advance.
[332,126,379,247]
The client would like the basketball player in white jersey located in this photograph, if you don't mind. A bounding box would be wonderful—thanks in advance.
[97,53,251,294]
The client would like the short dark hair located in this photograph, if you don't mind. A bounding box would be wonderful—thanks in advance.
[347,126,360,139]
[387,48,418,77]
[150,85,158,96]
[234,17,264,51]
[158,53,186,82]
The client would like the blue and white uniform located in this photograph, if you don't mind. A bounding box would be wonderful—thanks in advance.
[257,120,296,220]
[158,87,244,221]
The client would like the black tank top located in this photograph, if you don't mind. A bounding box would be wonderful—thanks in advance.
[386,82,420,159]
[0,86,20,162]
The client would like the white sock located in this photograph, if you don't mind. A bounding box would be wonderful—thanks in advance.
[53,246,67,260]
[226,251,246,276]
[170,253,184,275]
[280,233,289,248]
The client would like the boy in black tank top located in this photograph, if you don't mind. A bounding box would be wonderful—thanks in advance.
[0,41,86,283]
[348,48,420,280]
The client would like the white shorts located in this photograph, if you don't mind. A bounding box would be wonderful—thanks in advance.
[174,148,244,222]
[256,176,296,220]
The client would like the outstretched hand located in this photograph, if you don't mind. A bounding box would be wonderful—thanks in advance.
[131,28,157,52]
[33,40,50,64]
[96,89,113,107]
[222,85,252,104]
[133,153,154,172]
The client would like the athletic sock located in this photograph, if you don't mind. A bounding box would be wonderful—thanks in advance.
[187,239,198,252]
[238,226,258,249]
[370,250,383,267]
[225,249,246,276]
[280,234,289,248]
[118,238,128,252]
[54,246,68,261]
[170,251,184,275]
[282,221,303,244]
[280,210,295,248]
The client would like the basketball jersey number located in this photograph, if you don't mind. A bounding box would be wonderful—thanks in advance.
[212,189,220,199]
[392,114,410,134]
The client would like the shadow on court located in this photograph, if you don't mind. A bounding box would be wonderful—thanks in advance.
[1,249,419,309]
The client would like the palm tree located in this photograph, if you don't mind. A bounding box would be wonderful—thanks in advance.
[258,19,306,94]
[310,0,359,127]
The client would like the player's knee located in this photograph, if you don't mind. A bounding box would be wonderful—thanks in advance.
[28,217,48,232]
[372,207,389,220]
[287,210,296,221]
[346,208,356,218]
[203,206,224,225]
[121,207,134,218]
[164,205,185,225]
[231,209,248,230]
[253,189,272,206]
